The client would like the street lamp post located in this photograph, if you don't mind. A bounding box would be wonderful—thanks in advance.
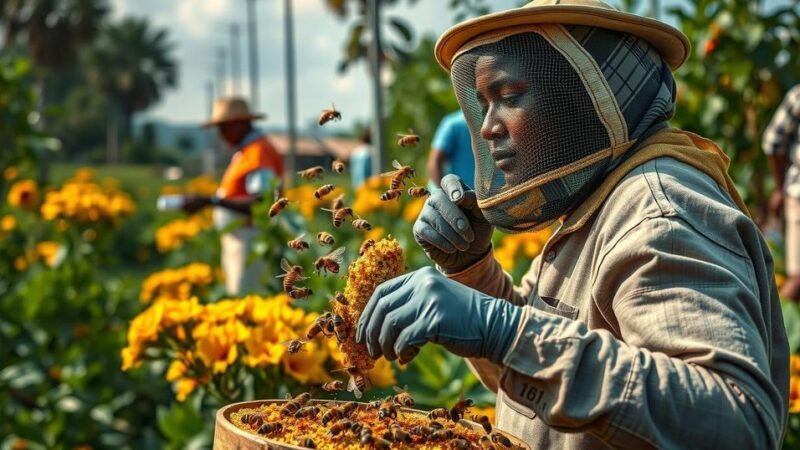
[367,0,386,175]
[284,0,298,188]
[245,0,260,110]
[230,23,242,95]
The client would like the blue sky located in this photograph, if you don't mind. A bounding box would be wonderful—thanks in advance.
[111,0,793,132]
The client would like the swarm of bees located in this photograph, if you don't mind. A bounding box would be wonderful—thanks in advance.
[231,394,519,450]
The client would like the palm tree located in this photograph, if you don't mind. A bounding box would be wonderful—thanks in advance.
[85,17,177,163]
[0,0,109,71]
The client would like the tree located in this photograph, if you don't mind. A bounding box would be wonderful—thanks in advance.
[84,17,178,163]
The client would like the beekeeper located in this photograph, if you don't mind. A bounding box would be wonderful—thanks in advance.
[357,1,789,448]
[183,97,284,295]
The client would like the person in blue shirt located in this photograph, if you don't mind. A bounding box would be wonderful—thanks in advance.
[350,129,373,189]
[427,110,475,189]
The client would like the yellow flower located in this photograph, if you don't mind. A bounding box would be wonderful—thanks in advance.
[13,256,28,272]
[195,321,249,373]
[242,323,289,367]
[121,344,141,371]
[8,179,39,210]
[791,375,800,413]
[125,302,164,356]
[155,215,212,253]
[175,377,198,402]
[283,340,329,384]
[161,185,181,195]
[3,165,18,181]
[403,197,425,223]
[36,241,61,267]
[185,175,219,196]
[791,354,800,376]
[1,215,17,233]
[366,227,385,241]
[494,246,516,272]
[366,357,396,387]
[72,167,95,182]
[166,360,188,382]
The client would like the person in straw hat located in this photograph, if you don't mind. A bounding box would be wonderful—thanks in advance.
[357,1,788,448]
[183,96,284,295]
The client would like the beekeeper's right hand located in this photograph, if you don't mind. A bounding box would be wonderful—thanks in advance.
[413,174,494,273]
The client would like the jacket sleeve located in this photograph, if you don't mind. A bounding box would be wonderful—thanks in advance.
[497,216,786,449]
[443,249,540,393]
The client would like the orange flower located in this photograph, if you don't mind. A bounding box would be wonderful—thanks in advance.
[7,179,39,210]
[4,165,18,181]
[1,215,17,233]
[36,241,62,267]
[175,377,198,402]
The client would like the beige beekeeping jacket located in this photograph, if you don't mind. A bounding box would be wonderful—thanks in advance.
[448,128,789,449]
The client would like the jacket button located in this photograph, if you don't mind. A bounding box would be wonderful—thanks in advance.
[544,250,556,262]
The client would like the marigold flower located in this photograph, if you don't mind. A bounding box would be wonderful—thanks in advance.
[175,377,198,402]
[791,375,800,413]
[35,241,62,267]
[403,197,425,223]
[7,179,39,210]
[366,357,396,387]
[3,165,18,181]
[335,237,404,371]
[1,215,17,233]
[283,340,329,384]
[166,359,188,382]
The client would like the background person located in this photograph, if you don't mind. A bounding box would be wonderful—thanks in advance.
[427,109,475,189]
[764,84,800,300]
[357,1,788,448]
[350,128,373,189]
[183,96,284,295]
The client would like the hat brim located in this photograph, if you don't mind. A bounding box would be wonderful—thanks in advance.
[435,5,691,72]
[200,113,266,128]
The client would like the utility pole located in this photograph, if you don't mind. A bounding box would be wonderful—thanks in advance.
[229,23,242,95]
[245,0,260,110]
[367,0,386,175]
[648,0,660,19]
[216,46,227,97]
[204,80,217,177]
[284,0,298,187]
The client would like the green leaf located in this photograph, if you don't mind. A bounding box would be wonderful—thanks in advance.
[156,400,205,448]
[782,301,800,353]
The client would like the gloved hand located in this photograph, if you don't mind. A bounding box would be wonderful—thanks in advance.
[413,174,494,273]
[355,267,522,365]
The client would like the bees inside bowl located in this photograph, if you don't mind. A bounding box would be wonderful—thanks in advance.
[227,397,520,450]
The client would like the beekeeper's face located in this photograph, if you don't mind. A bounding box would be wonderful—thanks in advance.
[474,54,536,186]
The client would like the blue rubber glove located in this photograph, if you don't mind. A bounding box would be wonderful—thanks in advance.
[355,267,522,365]
[413,175,494,273]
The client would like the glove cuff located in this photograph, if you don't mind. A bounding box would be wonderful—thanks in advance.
[484,299,523,366]
[438,245,494,277]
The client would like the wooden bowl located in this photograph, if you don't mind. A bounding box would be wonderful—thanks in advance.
[213,399,529,450]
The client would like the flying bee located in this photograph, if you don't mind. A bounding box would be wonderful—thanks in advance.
[331,291,348,306]
[298,166,325,181]
[331,313,348,342]
[315,246,346,275]
[277,258,307,293]
[428,408,449,421]
[331,193,346,210]
[408,186,431,198]
[383,423,412,443]
[449,397,474,422]
[321,380,346,392]
[471,414,492,434]
[287,234,310,251]
[306,312,333,339]
[396,129,421,148]
[269,197,291,217]
[392,385,415,407]
[314,184,336,200]
[378,397,398,421]
[490,433,513,448]
[257,422,283,435]
[359,239,375,256]
[297,437,316,449]
[333,366,371,399]
[380,189,402,202]
[289,287,313,300]
[317,231,335,246]
[381,159,416,189]
[281,338,309,354]
[321,207,354,227]
[294,405,321,419]
[480,435,497,450]
[332,159,346,174]
[319,103,341,126]
[351,218,372,231]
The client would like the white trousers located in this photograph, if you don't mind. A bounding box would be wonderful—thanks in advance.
[220,227,265,295]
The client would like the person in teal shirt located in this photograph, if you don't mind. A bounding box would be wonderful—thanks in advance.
[427,110,475,189]
[350,129,373,189]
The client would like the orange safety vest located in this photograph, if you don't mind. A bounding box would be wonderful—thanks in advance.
[218,135,284,199]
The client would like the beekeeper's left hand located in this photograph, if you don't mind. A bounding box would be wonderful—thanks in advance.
[355,267,522,365]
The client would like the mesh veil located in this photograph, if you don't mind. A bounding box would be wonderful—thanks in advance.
[450,25,674,233]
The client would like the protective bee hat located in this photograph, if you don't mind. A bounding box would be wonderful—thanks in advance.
[435,0,689,233]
